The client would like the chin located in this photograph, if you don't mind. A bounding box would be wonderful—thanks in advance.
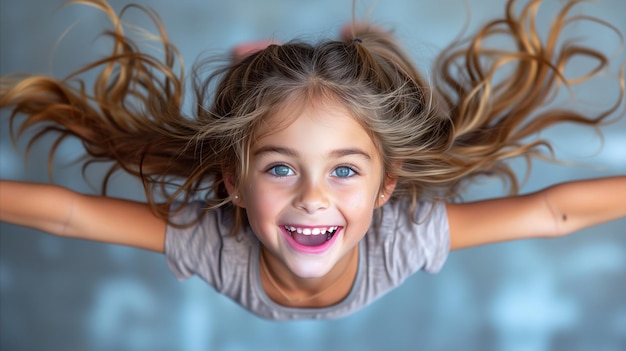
[286,259,335,279]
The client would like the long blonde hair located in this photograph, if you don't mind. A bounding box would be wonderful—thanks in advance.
[1,0,623,226]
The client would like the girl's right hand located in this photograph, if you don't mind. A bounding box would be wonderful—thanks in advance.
[0,180,167,253]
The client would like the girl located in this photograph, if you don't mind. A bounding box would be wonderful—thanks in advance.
[1,0,625,323]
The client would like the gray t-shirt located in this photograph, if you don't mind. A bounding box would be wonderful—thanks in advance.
[165,198,449,320]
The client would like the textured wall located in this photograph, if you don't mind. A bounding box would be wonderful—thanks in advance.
[1,0,625,350]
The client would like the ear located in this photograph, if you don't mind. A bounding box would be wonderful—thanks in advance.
[224,172,246,208]
[375,174,398,208]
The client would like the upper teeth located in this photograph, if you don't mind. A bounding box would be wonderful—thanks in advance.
[284,226,338,235]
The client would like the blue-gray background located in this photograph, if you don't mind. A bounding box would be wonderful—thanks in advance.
[1,0,625,350]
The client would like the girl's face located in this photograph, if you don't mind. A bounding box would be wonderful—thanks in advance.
[230,98,394,279]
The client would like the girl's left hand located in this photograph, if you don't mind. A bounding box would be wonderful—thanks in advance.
[446,176,626,250]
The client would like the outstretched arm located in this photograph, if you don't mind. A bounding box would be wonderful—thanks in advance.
[0,180,167,252]
[446,176,626,250]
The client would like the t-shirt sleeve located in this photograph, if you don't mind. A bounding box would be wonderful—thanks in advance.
[376,200,450,284]
[164,202,230,291]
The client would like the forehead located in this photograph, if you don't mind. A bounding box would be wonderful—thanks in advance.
[252,97,380,159]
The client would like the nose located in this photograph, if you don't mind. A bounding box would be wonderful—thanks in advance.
[293,178,329,214]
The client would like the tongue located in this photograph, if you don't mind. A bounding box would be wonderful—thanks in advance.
[292,232,328,246]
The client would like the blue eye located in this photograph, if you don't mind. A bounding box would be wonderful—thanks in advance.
[332,166,356,178]
[268,165,294,177]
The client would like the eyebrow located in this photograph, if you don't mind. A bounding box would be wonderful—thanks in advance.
[253,145,372,160]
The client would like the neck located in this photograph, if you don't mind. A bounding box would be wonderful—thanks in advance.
[259,246,359,308]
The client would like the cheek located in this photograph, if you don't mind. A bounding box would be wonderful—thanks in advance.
[239,188,263,219]
[243,200,275,242]
[339,189,375,212]
[343,180,380,206]
[346,192,366,208]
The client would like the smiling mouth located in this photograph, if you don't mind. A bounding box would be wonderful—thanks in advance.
[283,226,339,247]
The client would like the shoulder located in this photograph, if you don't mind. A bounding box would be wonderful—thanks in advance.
[378,198,448,233]
[367,199,450,279]
[167,201,232,227]
[166,202,254,251]
[164,203,255,287]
